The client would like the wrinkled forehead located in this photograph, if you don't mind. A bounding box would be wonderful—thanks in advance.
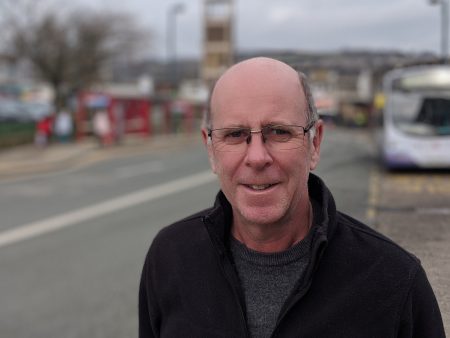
[210,59,306,124]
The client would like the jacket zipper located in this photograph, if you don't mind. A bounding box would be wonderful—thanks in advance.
[270,238,328,337]
[220,255,250,338]
[203,215,250,338]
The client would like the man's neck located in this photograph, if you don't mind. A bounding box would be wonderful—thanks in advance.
[231,200,312,253]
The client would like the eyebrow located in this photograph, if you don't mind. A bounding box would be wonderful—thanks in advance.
[211,124,247,129]
[214,121,298,129]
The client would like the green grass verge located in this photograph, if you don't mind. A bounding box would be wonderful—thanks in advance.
[0,122,35,148]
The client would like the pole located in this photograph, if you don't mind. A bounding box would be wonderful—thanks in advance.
[166,4,185,88]
[442,0,449,63]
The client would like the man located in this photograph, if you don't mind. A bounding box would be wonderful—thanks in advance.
[139,57,445,337]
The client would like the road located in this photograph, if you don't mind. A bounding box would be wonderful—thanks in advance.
[0,126,448,337]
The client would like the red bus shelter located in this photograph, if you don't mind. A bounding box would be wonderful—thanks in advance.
[76,91,151,142]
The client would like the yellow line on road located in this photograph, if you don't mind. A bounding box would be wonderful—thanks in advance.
[366,167,381,226]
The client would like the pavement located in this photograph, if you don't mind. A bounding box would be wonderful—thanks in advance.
[0,133,202,181]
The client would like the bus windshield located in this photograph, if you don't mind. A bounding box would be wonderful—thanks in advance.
[390,93,450,137]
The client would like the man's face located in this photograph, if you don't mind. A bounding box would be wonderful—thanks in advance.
[203,60,323,227]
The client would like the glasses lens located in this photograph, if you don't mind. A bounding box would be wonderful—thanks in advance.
[264,125,306,150]
[211,128,249,152]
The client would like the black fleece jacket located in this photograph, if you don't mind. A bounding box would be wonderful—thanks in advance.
[139,174,445,338]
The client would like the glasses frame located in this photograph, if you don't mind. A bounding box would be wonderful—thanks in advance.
[207,121,316,150]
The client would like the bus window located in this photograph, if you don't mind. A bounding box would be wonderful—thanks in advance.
[391,95,450,136]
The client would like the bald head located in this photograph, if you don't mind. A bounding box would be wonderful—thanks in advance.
[213,57,301,99]
[206,57,318,128]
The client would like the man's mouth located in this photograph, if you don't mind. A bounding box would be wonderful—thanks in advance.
[245,184,276,191]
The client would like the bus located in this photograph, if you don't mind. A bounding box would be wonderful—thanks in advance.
[379,65,450,169]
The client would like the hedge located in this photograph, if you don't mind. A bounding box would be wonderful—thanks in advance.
[0,121,35,148]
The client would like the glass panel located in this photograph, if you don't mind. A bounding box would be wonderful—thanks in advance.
[391,94,450,136]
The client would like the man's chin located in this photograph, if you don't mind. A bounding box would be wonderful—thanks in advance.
[236,207,285,227]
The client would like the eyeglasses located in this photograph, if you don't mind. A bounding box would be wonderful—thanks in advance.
[207,122,315,152]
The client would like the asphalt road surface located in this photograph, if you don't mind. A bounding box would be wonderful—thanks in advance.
[0,126,448,337]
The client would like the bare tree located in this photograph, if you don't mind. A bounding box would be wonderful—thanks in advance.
[1,0,150,110]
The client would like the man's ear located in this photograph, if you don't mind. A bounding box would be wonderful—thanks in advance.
[201,128,217,174]
[309,119,324,171]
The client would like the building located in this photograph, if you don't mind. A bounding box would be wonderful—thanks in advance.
[201,0,234,87]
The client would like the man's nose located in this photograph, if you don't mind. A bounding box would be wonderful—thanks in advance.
[244,132,273,169]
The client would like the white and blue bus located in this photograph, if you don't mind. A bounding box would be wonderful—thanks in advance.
[379,65,450,169]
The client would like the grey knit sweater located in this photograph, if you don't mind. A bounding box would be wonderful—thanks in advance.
[230,231,313,338]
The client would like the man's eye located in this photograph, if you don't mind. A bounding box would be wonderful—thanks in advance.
[270,127,291,136]
[225,130,246,138]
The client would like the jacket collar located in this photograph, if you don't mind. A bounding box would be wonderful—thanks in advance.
[203,191,233,255]
[308,173,337,241]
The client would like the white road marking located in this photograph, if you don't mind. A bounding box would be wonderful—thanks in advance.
[0,170,216,248]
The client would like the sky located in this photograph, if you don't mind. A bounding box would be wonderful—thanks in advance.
[70,0,441,60]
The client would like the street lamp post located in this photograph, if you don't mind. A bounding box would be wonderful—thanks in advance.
[430,0,449,63]
[167,3,185,88]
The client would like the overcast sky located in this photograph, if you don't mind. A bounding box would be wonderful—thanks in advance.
[74,0,441,60]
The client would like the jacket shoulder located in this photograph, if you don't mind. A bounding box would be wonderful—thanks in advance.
[146,207,213,256]
[335,211,420,267]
